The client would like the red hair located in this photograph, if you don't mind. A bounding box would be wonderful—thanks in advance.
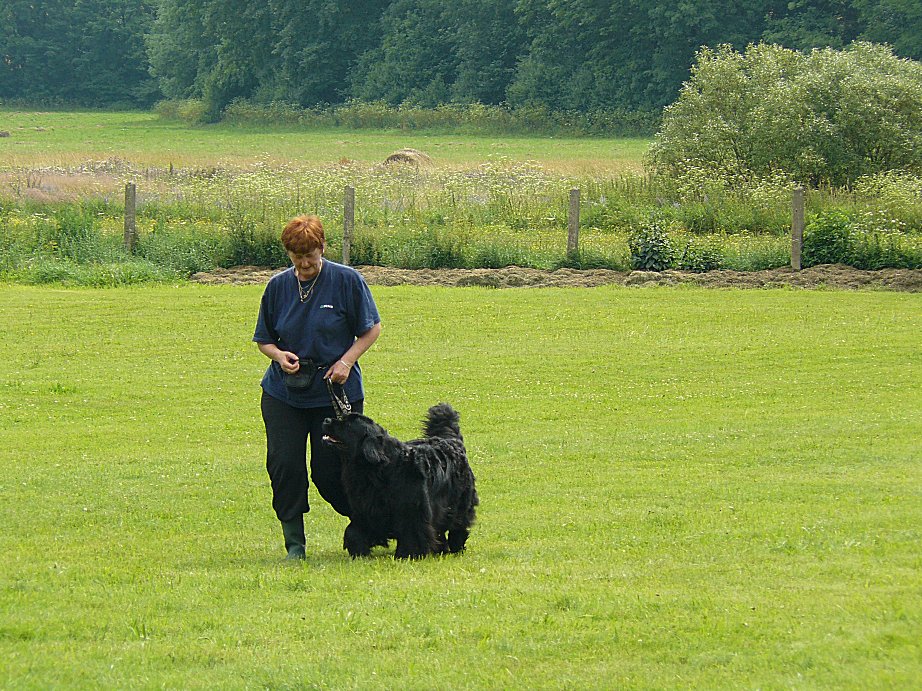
[281,215,325,254]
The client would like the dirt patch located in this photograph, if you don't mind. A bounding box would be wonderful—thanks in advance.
[191,264,922,292]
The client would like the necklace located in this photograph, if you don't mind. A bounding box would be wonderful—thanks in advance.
[295,261,323,303]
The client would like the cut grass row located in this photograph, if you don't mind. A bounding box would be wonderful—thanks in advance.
[0,283,919,687]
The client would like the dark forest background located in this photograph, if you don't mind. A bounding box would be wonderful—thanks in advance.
[1,0,920,120]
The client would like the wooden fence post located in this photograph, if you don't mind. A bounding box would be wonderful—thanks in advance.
[124,182,137,253]
[791,186,805,271]
[567,188,580,257]
[343,185,355,266]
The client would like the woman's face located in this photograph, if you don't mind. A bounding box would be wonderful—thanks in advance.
[288,246,324,281]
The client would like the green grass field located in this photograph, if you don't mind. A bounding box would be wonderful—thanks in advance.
[0,110,648,173]
[1,283,919,688]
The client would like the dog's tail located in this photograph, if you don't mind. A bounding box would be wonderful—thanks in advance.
[423,403,463,440]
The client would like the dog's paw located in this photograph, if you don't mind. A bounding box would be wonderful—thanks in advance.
[343,522,376,557]
[394,543,429,560]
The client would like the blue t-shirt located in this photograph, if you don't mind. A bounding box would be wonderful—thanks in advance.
[253,261,380,408]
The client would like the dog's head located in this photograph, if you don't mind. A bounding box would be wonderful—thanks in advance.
[322,413,397,466]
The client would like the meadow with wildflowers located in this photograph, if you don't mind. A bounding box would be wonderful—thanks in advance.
[1,110,920,284]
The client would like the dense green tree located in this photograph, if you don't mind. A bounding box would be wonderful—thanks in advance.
[505,0,914,114]
[645,0,771,104]
[0,0,158,106]
[149,0,276,119]
[447,0,525,105]
[74,0,160,105]
[350,0,457,106]
[349,0,524,107]
[146,0,217,99]
[0,0,70,101]
[267,0,389,106]
[504,0,589,110]
[199,1,275,120]
[508,0,770,111]
[647,42,922,187]
[5,0,922,122]
[855,0,922,59]
[762,0,861,50]
[148,0,391,115]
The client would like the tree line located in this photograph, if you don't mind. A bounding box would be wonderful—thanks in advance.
[1,0,920,119]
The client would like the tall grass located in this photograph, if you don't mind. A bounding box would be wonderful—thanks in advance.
[2,158,920,283]
[1,114,920,281]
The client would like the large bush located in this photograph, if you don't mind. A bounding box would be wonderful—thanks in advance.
[647,42,922,187]
[803,209,922,269]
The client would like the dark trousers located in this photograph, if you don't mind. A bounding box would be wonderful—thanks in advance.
[260,390,363,521]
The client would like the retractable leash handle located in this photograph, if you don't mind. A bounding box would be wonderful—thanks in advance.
[326,377,352,419]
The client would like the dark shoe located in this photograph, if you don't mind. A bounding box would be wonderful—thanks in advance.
[281,517,306,561]
[285,544,306,561]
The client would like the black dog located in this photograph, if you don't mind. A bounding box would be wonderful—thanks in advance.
[322,403,478,559]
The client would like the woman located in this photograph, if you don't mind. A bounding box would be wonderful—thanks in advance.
[253,215,381,560]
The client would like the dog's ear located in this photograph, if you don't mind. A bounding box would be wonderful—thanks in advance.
[361,432,388,465]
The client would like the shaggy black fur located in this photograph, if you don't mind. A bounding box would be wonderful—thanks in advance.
[321,403,478,559]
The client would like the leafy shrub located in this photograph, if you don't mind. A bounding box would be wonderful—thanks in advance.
[223,100,306,125]
[678,236,726,272]
[1,156,918,277]
[644,165,796,236]
[417,228,465,269]
[223,214,288,267]
[336,101,396,130]
[136,222,229,276]
[0,225,32,272]
[15,258,74,284]
[648,42,922,188]
[718,233,789,271]
[29,207,125,264]
[154,99,207,123]
[628,216,676,271]
[853,171,922,232]
[803,210,853,266]
[76,261,178,286]
[470,242,531,269]
[799,209,921,269]
[43,207,100,261]
[348,233,385,267]
[849,226,922,269]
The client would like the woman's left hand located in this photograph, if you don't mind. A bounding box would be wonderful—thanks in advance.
[325,359,353,385]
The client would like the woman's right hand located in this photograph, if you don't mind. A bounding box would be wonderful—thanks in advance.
[276,350,300,374]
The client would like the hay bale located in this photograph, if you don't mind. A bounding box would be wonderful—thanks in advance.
[383,148,433,166]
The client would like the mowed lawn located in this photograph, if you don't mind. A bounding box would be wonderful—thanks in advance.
[0,283,919,688]
[0,109,648,173]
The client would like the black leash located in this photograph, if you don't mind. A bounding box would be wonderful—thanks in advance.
[326,377,352,419]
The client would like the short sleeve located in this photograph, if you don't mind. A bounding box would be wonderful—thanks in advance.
[253,282,280,344]
[351,274,380,336]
